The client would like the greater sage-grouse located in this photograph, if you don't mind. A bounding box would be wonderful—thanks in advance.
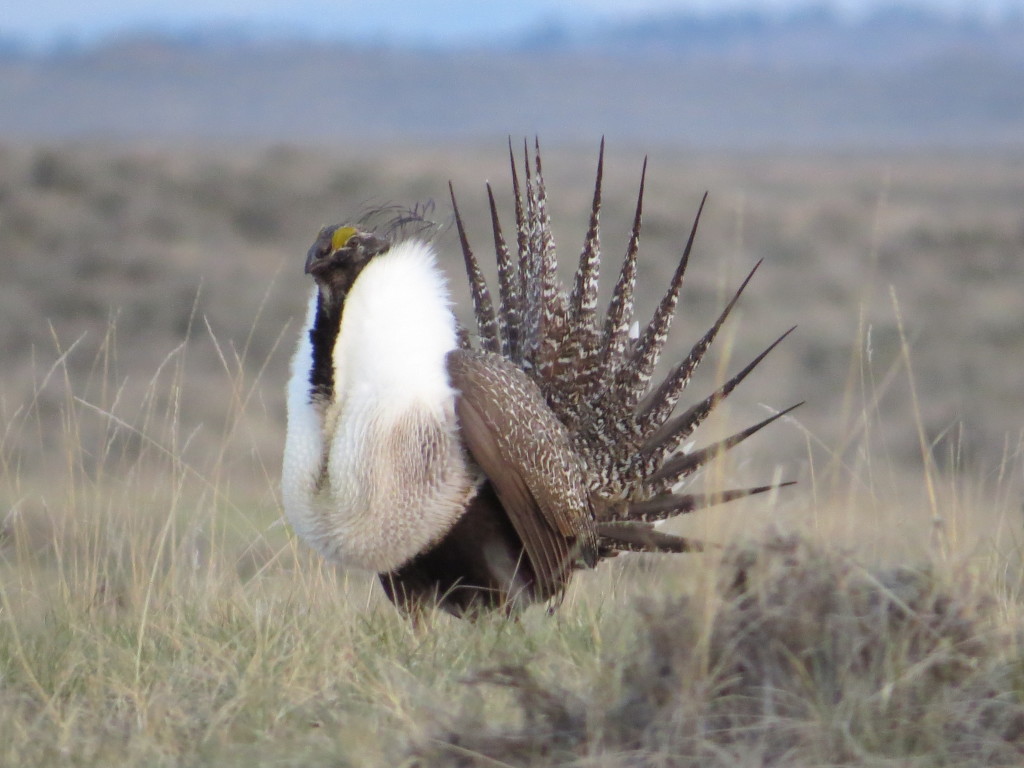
[282,141,798,616]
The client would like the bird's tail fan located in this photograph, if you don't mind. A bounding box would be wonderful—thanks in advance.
[451,140,798,558]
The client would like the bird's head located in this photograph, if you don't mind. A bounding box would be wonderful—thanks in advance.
[304,225,391,304]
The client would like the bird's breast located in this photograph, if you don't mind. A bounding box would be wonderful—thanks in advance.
[283,239,474,573]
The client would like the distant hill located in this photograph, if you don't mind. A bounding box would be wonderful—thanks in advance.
[528,6,1024,66]
[1,7,1022,149]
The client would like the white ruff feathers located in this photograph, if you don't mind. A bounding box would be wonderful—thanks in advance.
[282,240,473,573]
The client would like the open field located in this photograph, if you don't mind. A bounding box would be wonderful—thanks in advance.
[1,142,1023,765]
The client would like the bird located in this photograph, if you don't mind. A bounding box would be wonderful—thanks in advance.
[281,140,799,617]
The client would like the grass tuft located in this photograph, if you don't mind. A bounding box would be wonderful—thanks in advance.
[414,535,1024,767]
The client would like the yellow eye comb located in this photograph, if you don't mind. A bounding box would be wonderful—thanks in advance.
[331,226,358,252]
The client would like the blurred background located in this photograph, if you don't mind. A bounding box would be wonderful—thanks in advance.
[1,0,1022,556]
[3,0,1023,146]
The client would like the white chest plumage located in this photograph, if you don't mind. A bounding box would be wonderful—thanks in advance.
[282,240,474,573]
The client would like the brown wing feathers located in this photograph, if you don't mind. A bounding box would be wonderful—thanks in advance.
[449,140,797,560]
[447,349,598,599]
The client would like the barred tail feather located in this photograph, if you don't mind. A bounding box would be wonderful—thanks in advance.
[450,182,501,354]
[645,402,804,495]
[642,326,797,462]
[596,158,646,387]
[620,481,798,523]
[508,139,533,364]
[562,141,606,408]
[596,522,704,555]
[486,182,520,360]
[531,140,570,385]
[454,140,796,564]
[569,137,604,327]
[612,192,707,414]
[637,259,763,439]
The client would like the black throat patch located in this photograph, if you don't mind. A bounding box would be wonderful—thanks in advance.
[308,291,343,404]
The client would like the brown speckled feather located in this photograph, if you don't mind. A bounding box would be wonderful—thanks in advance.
[450,183,500,355]
[636,260,763,439]
[452,140,798,565]
[611,192,706,413]
[447,349,598,601]
[596,158,645,391]
[486,183,520,360]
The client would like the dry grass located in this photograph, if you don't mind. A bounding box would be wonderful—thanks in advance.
[2,332,1022,766]
[1,142,1023,766]
[416,536,1024,766]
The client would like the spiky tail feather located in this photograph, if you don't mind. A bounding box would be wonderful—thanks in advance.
[450,140,797,557]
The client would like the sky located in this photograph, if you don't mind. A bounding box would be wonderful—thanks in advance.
[3,0,1018,47]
